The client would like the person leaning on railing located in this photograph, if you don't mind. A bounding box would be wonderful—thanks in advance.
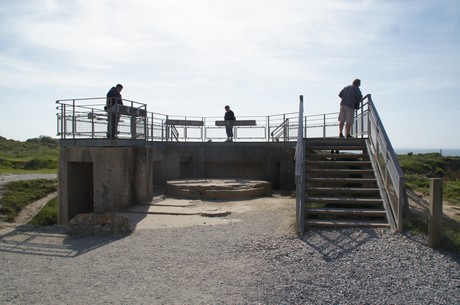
[338,79,362,138]
[105,84,123,139]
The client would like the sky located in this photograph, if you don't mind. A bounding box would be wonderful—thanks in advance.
[1,0,459,149]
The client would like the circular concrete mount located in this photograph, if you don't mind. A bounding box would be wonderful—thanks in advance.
[166,179,272,199]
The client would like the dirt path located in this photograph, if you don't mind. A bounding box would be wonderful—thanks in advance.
[0,174,57,229]
[407,189,460,222]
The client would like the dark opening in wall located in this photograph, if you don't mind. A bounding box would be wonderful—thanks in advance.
[180,158,193,179]
[67,162,94,220]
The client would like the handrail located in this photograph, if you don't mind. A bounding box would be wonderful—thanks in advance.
[170,125,179,142]
[271,118,289,142]
[355,94,406,232]
[295,95,305,235]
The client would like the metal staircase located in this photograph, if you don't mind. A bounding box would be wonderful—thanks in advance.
[304,137,389,227]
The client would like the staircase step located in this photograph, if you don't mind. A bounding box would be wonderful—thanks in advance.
[306,153,369,159]
[306,169,375,175]
[306,177,377,184]
[307,160,372,167]
[306,197,383,205]
[305,219,390,227]
[305,207,386,216]
[307,187,380,194]
[306,145,366,151]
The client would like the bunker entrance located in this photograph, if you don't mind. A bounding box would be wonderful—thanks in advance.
[67,162,94,220]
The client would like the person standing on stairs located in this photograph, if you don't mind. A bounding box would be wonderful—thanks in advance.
[338,78,362,138]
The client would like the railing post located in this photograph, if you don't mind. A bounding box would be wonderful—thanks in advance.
[91,109,95,138]
[72,99,76,140]
[295,95,305,235]
[397,177,405,232]
[428,178,443,248]
[304,115,307,138]
[323,114,326,137]
[61,103,66,139]
[267,115,270,142]
[165,115,169,141]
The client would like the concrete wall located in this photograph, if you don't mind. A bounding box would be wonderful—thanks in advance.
[58,141,295,224]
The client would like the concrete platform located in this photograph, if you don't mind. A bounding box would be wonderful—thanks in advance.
[119,193,292,231]
[166,179,272,199]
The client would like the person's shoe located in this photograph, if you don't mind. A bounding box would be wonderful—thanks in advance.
[339,133,344,138]
[346,134,354,138]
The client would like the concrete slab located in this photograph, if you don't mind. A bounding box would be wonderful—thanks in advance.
[119,194,293,231]
[166,178,272,199]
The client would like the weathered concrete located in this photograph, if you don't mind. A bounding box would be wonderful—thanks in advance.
[68,213,131,236]
[58,146,154,224]
[58,141,295,225]
[166,179,271,199]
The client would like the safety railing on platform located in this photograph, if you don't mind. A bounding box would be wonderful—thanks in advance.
[56,98,342,142]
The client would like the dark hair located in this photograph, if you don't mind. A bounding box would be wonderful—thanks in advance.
[116,84,123,89]
[352,79,361,86]
[225,105,230,109]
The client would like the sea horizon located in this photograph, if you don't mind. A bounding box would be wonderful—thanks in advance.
[394,148,460,157]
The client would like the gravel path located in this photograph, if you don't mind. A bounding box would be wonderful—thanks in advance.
[0,197,459,304]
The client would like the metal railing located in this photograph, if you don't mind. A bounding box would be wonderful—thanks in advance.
[294,94,406,233]
[354,94,406,232]
[295,96,306,235]
[56,98,341,142]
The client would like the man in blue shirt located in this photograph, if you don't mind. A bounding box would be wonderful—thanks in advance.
[338,79,362,138]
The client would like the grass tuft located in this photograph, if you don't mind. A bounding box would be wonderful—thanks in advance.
[28,196,58,226]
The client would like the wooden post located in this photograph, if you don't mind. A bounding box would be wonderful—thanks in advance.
[428,178,443,248]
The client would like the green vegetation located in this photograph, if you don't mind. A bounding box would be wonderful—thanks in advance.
[398,152,460,255]
[403,212,460,254]
[398,152,460,206]
[0,135,59,174]
[28,196,58,226]
[0,179,57,222]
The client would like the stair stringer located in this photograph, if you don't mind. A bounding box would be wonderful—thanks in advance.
[365,139,398,232]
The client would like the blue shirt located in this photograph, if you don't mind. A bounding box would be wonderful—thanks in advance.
[339,85,362,109]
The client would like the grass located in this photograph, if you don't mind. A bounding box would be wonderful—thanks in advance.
[0,179,57,222]
[398,152,460,255]
[403,211,460,255]
[28,196,58,226]
[0,136,59,174]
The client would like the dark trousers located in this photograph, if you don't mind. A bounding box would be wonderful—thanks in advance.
[226,126,233,138]
[107,113,121,139]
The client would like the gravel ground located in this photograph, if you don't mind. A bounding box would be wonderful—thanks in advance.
[0,197,459,304]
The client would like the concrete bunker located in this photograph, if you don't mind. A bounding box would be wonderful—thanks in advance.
[58,141,295,225]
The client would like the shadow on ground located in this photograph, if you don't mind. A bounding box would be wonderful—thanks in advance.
[0,225,125,258]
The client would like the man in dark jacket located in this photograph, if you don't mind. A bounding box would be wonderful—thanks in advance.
[224,105,235,142]
[338,79,362,138]
[106,84,123,139]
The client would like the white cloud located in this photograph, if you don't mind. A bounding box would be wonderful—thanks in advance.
[0,0,459,146]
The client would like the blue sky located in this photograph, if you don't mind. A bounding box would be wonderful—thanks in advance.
[1,0,459,148]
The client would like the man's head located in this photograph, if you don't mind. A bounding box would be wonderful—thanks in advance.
[225,105,230,111]
[116,84,123,92]
[352,79,361,87]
